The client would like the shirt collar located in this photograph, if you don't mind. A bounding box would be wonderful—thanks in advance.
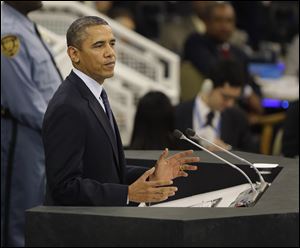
[195,95,220,127]
[3,3,36,34]
[73,68,103,100]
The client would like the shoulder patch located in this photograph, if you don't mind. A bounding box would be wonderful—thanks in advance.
[1,35,20,58]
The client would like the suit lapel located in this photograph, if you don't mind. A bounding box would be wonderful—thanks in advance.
[68,72,120,170]
[88,99,120,161]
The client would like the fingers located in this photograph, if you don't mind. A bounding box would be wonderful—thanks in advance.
[178,171,188,177]
[147,186,178,202]
[158,148,169,161]
[149,186,178,195]
[169,150,194,160]
[178,156,200,164]
[130,168,178,203]
[176,164,197,178]
[179,164,198,171]
[142,186,178,203]
[148,180,174,187]
[141,167,155,181]
[146,194,169,203]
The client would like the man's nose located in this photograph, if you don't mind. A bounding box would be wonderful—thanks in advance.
[104,44,115,57]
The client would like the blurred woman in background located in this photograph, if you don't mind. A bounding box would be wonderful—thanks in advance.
[129,91,178,150]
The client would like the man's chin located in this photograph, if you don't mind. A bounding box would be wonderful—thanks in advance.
[102,71,114,79]
[105,72,114,78]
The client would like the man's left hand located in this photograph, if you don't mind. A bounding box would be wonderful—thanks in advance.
[150,149,199,181]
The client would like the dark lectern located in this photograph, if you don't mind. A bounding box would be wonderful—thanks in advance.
[25,151,299,247]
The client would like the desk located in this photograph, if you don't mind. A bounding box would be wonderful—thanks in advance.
[26,151,299,247]
[149,184,255,208]
[256,75,299,101]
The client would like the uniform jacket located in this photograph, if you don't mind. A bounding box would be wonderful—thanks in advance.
[1,3,61,247]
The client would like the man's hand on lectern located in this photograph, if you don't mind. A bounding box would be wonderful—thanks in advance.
[128,167,178,203]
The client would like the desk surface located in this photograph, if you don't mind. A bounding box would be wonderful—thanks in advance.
[26,151,299,246]
[30,151,299,218]
[256,75,299,101]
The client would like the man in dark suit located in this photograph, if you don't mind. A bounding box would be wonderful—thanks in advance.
[42,16,199,206]
[175,60,259,153]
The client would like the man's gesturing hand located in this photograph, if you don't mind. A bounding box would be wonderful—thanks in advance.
[150,149,199,181]
[128,167,178,203]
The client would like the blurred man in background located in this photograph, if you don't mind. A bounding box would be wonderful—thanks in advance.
[175,60,259,153]
[183,2,264,118]
[1,1,62,246]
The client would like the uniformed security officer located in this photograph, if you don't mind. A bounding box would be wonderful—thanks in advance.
[1,2,62,246]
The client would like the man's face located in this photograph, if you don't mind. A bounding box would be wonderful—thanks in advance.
[209,83,241,112]
[72,25,116,84]
[206,5,235,43]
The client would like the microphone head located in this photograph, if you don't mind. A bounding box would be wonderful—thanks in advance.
[185,128,196,137]
[173,129,184,139]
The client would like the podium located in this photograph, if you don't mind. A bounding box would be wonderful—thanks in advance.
[25,151,299,246]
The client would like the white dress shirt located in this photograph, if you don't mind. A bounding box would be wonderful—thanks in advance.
[73,68,107,113]
[193,95,221,143]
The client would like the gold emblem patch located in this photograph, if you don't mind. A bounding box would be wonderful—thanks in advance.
[1,35,20,58]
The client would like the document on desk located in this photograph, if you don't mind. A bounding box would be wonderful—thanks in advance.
[255,75,299,101]
[253,163,278,168]
[149,184,251,207]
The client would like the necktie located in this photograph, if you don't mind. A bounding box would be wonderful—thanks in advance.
[33,23,63,81]
[219,43,231,59]
[100,89,116,136]
[204,111,215,127]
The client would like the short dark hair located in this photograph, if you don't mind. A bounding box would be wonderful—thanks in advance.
[66,16,109,48]
[205,2,234,21]
[209,59,245,88]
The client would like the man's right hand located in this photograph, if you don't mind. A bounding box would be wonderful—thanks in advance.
[128,167,178,204]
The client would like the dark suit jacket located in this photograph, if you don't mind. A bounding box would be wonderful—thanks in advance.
[42,71,147,206]
[282,100,299,158]
[175,99,259,153]
[183,34,248,76]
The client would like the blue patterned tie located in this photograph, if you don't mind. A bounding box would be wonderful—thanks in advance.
[100,89,116,136]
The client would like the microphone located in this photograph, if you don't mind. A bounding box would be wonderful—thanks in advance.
[185,128,268,193]
[173,129,266,207]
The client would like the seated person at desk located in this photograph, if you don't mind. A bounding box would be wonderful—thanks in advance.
[175,59,259,153]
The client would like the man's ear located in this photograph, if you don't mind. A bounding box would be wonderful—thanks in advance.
[201,79,214,95]
[67,46,80,64]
